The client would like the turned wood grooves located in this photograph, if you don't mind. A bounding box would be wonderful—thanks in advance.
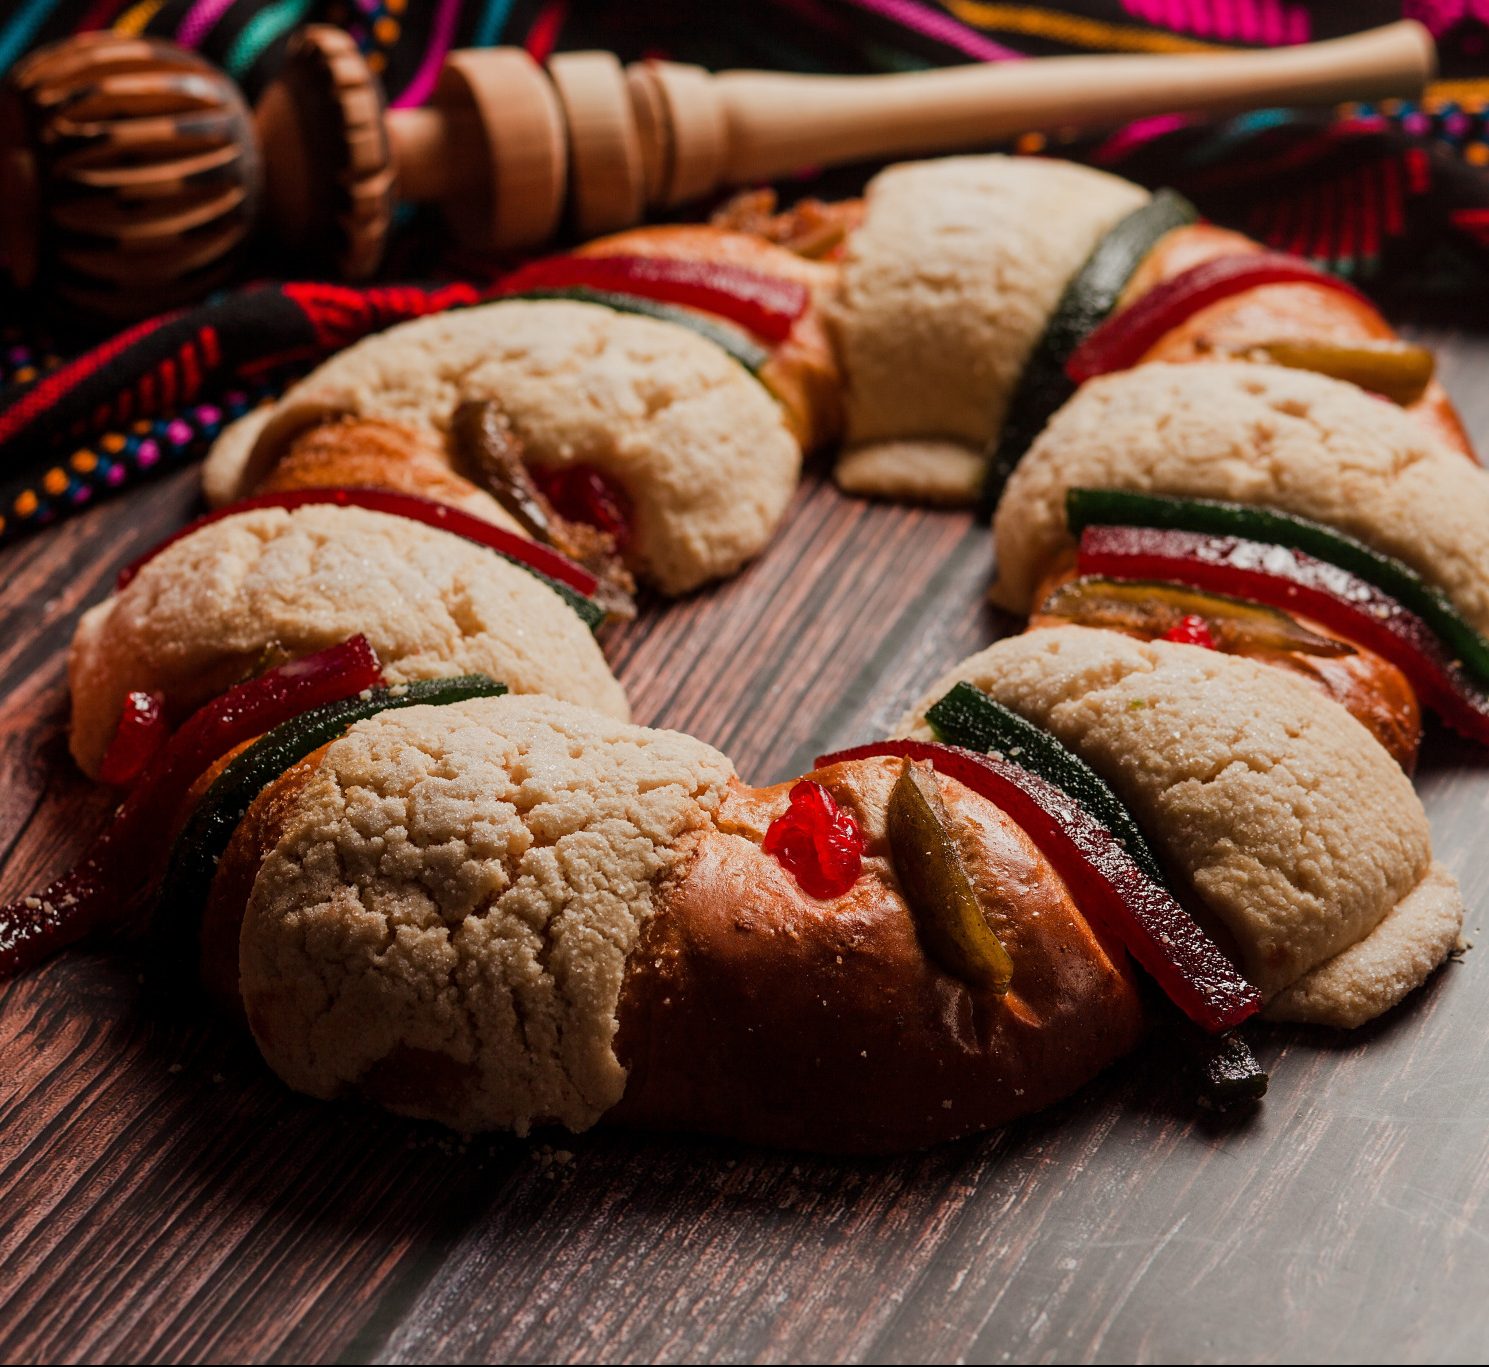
[254,24,392,281]
[0,32,260,320]
[0,317,1486,1363]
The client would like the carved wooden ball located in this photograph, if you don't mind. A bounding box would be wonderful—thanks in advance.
[0,32,260,321]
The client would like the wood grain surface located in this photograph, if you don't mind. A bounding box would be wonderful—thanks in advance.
[1,324,1486,1365]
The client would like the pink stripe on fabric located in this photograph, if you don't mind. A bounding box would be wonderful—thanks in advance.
[1090,112,1190,164]
[1232,0,1256,43]
[1124,0,1310,43]
[390,0,462,108]
[1263,0,1284,44]
[838,0,1025,62]
[176,0,237,46]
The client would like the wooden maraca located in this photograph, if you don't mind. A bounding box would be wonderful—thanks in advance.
[0,31,260,318]
[0,20,1436,321]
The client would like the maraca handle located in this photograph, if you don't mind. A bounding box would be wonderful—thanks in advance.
[713,20,1436,184]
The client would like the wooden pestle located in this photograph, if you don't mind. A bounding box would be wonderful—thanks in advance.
[701,21,1436,191]
[1,20,1436,319]
[393,19,1435,235]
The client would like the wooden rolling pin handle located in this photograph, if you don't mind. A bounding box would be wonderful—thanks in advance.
[387,106,478,202]
[709,19,1436,186]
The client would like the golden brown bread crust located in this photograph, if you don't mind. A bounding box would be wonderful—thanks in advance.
[610,760,1144,1154]
[576,224,843,453]
[198,746,328,1022]
[1121,222,1257,298]
[1027,564,1423,770]
[711,189,865,260]
[1127,224,1473,459]
[204,749,1142,1150]
[1259,650,1422,775]
[260,412,637,616]
[258,417,503,513]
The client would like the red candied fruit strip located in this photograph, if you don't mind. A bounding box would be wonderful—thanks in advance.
[98,690,168,786]
[817,740,1261,1032]
[762,779,866,900]
[115,487,600,598]
[0,635,385,980]
[1065,252,1373,384]
[498,254,810,343]
[1079,523,1489,745]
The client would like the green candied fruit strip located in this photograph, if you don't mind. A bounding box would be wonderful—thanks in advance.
[1064,487,1489,686]
[523,566,604,632]
[155,675,510,947]
[502,287,770,374]
[925,681,1168,888]
[978,189,1198,519]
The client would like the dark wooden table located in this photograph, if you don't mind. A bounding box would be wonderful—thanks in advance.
[2,324,1486,1366]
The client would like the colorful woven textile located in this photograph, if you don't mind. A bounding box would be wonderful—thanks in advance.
[3,1,1489,546]
[0,281,490,542]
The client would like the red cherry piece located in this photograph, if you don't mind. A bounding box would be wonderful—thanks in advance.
[1163,614,1217,649]
[535,465,633,550]
[762,780,865,900]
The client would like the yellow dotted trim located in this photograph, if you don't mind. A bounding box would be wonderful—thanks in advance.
[102,432,126,454]
[15,491,38,517]
[374,16,400,45]
[43,468,68,497]
[1426,78,1489,105]
[1468,142,1489,167]
[71,450,98,475]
